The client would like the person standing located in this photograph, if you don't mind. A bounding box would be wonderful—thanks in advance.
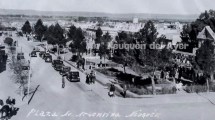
[6,97,11,105]
[109,84,115,97]
[86,74,90,84]
[62,76,65,88]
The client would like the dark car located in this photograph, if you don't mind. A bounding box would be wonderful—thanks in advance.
[44,54,52,62]
[30,51,37,57]
[54,64,65,71]
[17,53,25,60]
[42,53,51,59]
[66,71,80,82]
[34,47,40,52]
[52,59,64,67]
[39,51,46,58]
[59,66,71,76]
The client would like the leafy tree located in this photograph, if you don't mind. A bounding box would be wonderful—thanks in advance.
[45,23,66,45]
[196,40,215,89]
[34,19,47,41]
[95,27,103,44]
[53,23,65,44]
[4,37,13,46]
[113,31,135,73]
[138,20,158,45]
[138,21,173,95]
[69,28,86,55]
[45,25,56,45]
[21,20,32,34]
[67,25,77,39]
[98,32,111,60]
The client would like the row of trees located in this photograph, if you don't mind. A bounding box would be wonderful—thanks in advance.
[181,10,215,84]
[22,19,87,54]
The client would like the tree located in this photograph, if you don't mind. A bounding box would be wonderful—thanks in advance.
[99,32,111,60]
[45,25,56,45]
[95,27,103,44]
[138,21,173,95]
[70,27,86,55]
[9,56,30,96]
[45,23,66,46]
[34,19,47,41]
[4,37,13,46]
[53,23,65,45]
[113,31,135,73]
[68,27,86,68]
[196,40,215,90]
[139,20,158,45]
[67,25,77,39]
[22,20,32,34]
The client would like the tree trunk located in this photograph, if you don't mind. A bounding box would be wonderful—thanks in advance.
[151,68,156,95]
[210,72,214,82]
[207,78,210,92]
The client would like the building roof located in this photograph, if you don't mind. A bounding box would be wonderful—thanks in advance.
[197,26,215,41]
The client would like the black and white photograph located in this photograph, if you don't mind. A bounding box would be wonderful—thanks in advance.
[0,0,215,120]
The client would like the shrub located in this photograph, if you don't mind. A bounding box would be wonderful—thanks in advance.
[70,55,79,62]
[4,37,13,46]
[184,85,208,93]
[159,87,176,94]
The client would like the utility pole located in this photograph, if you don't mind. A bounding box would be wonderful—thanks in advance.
[27,56,31,99]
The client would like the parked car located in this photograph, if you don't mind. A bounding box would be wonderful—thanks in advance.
[17,53,25,60]
[37,44,45,47]
[39,51,46,58]
[54,64,65,71]
[59,66,71,76]
[52,59,64,67]
[66,71,80,82]
[44,54,52,62]
[30,51,37,57]
[34,47,40,52]
[42,53,51,59]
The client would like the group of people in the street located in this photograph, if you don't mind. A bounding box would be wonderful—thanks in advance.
[85,71,95,85]
[0,96,19,120]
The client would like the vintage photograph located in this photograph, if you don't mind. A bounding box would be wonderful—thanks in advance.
[0,0,215,120]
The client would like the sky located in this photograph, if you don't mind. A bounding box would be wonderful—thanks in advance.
[0,0,215,14]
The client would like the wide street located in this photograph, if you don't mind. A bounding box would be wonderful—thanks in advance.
[1,32,215,120]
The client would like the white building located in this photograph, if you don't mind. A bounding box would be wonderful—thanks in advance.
[133,18,139,24]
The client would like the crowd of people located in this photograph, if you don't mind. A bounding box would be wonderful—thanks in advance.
[85,71,96,85]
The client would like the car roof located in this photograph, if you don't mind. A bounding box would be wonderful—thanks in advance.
[69,71,79,73]
[63,66,70,68]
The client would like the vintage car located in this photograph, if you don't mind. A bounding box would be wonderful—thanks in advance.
[52,59,64,67]
[17,53,25,60]
[54,64,65,71]
[66,71,80,82]
[30,51,37,57]
[59,66,71,76]
[39,51,46,58]
[44,54,52,62]
[42,53,51,59]
[34,47,40,52]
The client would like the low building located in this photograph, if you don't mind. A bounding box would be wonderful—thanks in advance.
[197,26,215,47]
